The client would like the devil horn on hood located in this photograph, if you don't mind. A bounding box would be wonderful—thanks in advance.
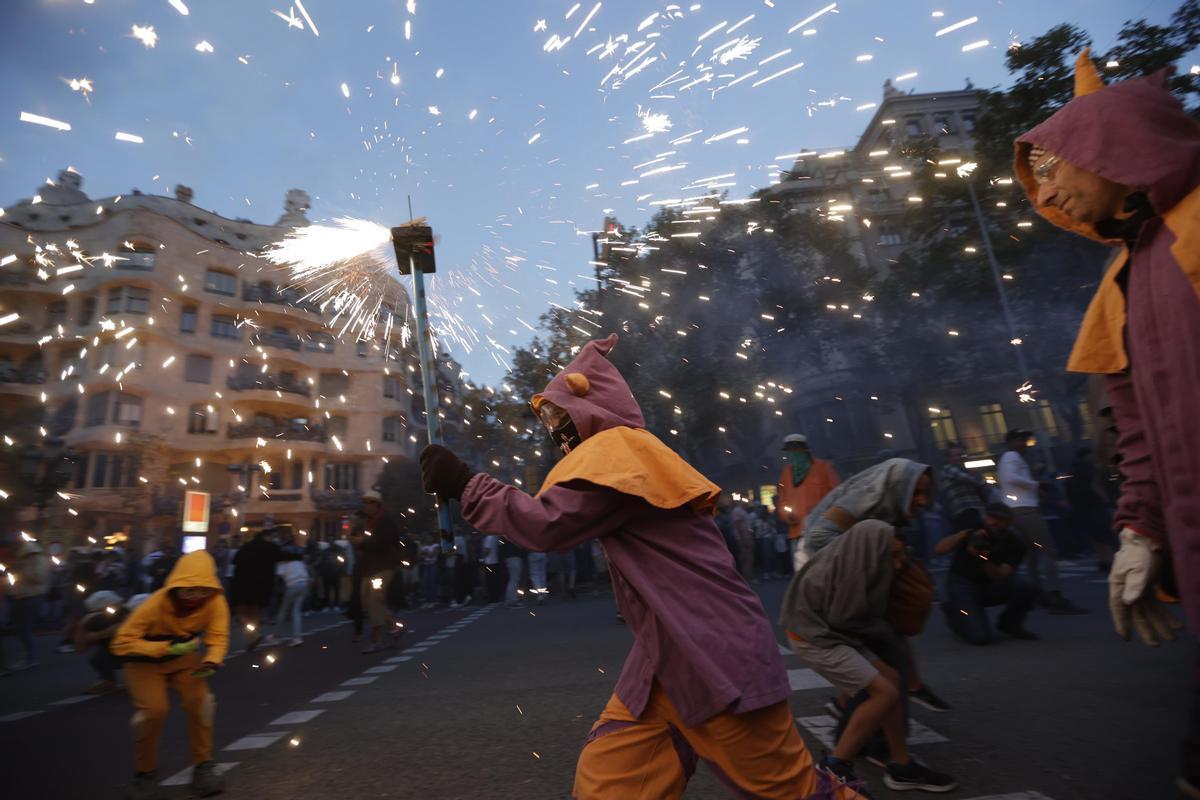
[1074,47,1105,97]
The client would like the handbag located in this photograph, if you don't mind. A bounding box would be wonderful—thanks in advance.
[886,559,935,636]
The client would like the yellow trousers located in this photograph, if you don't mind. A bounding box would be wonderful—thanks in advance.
[124,651,214,774]
[574,682,863,799]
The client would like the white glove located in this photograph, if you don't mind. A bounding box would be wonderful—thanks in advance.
[1108,528,1182,646]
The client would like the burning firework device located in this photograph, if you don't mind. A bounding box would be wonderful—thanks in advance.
[390,224,453,552]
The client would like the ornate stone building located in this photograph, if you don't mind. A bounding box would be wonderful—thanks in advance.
[0,170,452,547]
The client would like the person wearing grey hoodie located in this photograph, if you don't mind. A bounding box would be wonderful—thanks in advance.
[8,540,51,670]
[790,459,953,713]
[782,521,956,794]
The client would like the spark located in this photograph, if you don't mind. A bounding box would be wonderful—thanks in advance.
[640,110,672,134]
[66,77,94,97]
[751,62,804,88]
[895,71,918,82]
[0,313,19,326]
[534,19,547,32]
[574,3,601,38]
[294,0,320,36]
[271,7,304,30]
[168,0,189,15]
[714,36,760,65]
[340,82,350,98]
[788,3,837,35]
[115,131,144,144]
[704,126,748,144]
[195,40,215,53]
[935,16,978,37]
[961,40,988,52]
[130,24,158,48]
[19,112,71,132]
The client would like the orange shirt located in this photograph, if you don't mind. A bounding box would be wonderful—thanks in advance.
[776,459,839,540]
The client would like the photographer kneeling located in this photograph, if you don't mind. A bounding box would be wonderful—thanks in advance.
[936,504,1039,645]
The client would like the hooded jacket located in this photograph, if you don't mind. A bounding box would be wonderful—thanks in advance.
[777,458,840,539]
[1015,51,1200,632]
[780,520,898,649]
[111,550,229,664]
[801,458,931,556]
[12,541,51,600]
[460,334,789,727]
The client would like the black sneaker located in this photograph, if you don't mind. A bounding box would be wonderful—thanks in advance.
[997,621,1039,640]
[819,756,873,799]
[884,759,958,793]
[909,684,952,712]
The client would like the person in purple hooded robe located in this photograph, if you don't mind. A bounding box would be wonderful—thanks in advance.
[1014,48,1198,795]
[420,335,861,799]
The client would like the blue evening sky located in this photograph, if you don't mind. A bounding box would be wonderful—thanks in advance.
[0,0,1176,384]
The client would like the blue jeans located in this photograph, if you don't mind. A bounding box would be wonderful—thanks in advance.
[943,575,1037,645]
[419,563,439,604]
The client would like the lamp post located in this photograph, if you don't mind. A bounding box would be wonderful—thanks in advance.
[958,163,1056,473]
[18,438,77,534]
[390,224,454,549]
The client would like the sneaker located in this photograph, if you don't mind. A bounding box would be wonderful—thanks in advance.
[260,633,280,647]
[84,678,118,694]
[996,621,1039,640]
[127,771,162,800]
[361,641,388,654]
[7,659,38,671]
[909,684,952,712]
[190,760,225,797]
[884,759,957,793]
[288,638,303,648]
[817,759,874,800]
[823,695,846,720]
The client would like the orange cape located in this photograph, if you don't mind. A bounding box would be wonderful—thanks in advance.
[536,426,721,514]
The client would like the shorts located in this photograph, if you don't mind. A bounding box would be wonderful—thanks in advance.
[787,633,878,695]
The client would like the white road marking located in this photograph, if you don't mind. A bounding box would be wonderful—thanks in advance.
[161,762,237,787]
[311,691,355,702]
[384,656,413,664]
[425,635,450,640]
[224,732,289,751]
[49,695,97,706]
[364,664,398,674]
[960,793,1055,800]
[0,711,44,722]
[796,714,949,749]
[403,646,430,653]
[787,668,833,691]
[341,676,379,686]
[269,710,325,725]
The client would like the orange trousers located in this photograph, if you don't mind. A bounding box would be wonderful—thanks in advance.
[124,651,214,774]
[573,682,863,799]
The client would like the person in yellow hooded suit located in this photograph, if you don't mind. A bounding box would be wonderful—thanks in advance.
[421,335,863,799]
[111,549,229,799]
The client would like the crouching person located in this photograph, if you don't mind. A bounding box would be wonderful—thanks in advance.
[110,550,229,799]
[782,520,957,795]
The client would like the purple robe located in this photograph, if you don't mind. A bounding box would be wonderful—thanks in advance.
[461,473,791,727]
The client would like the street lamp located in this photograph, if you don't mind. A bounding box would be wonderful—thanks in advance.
[956,162,1056,472]
[18,438,77,533]
[390,224,454,550]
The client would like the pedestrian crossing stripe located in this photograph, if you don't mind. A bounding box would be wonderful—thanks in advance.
[796,714,949,749]
[223,731,289,751]
[269,710,324,725]
[160,762,237,787]
[311,690,355,702]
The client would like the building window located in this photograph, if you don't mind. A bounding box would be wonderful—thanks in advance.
[73,452,90,489]
[291,461,303,490]
[46,300,68,329]
[187,403,219,434]
[933,114,956,136]
[383,376,400,399]
[106,286,150,315]
[960,113,976,132]
[325,462,359,491]
[303,330,335,352]
[78,296,95,326]
[180,306,197,334]
[269,469,283,491]
[86,391,111,426]
[204,268,237,296]
[184,354,212,384]
[120,241,156,270]
[91,451,136,488]
[876,220,905,246]
[210,315,240,340]
[904,117,924,137]
[928,407,958,449]
[978,402,1008,445]
[1036,400,1060,439]
[112,392,143,427]
[382,416,403,442]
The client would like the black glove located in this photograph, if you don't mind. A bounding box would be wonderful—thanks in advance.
[420,445,474,501]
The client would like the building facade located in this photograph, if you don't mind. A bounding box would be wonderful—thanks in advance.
[0,170,439,549]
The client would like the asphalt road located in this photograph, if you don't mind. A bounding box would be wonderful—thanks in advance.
[0,558,1191,800]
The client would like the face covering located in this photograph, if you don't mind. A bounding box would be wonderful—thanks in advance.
[537,400,582,455]
[787,450,813,486]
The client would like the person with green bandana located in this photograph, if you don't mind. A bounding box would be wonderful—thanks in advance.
[776,433,840,573]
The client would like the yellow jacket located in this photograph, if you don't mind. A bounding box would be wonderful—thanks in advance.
[111,550,230,665]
